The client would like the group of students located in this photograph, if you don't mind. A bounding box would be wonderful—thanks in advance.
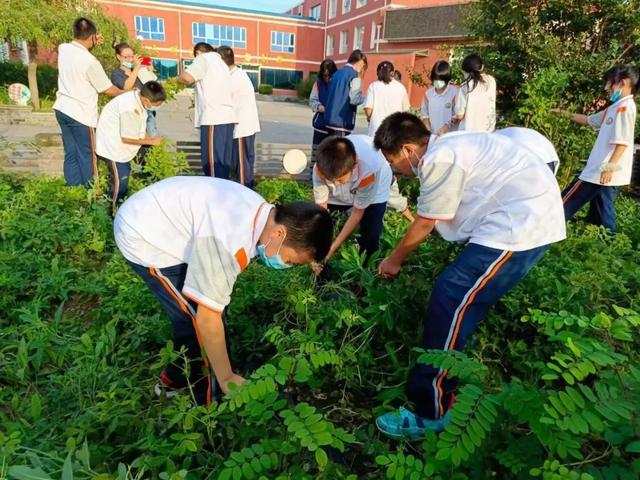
[53,17,639,440]
[53,17,260,213]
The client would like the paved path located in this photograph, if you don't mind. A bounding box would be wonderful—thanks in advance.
[1,94,368,145]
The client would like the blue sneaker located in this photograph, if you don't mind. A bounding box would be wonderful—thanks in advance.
[376,407,452,440]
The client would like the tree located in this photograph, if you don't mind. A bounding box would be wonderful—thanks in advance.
[457,0,640,183]
[0,0,136,109]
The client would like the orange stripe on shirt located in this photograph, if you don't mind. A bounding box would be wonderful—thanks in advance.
[617,106,627,114]
[358,173,376,188]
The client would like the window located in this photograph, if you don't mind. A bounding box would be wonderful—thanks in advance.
[370,21,379,49]
[192,23,247,49]
[260,68,303,90]
[239,65,259,91]
[356,0,367,7]
[271,31,295,53]
[152,59,178,80]
[326,34,334,56]
[135,16,165,41]
[329,0,337,19]
[339,31,348,54]
[353,25,364,50]
[310,4,321,20]
[342,0,351,15]
[182,59,193,71]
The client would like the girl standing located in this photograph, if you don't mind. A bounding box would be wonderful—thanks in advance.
[364,61,410,137]
[420,60,459,138]
[309,59,337,154]
[452,54,496,133]
[553,65,638,234]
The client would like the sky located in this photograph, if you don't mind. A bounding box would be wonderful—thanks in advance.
[173,0,302,13]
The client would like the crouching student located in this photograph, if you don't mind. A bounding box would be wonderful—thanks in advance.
[552,65,638,234]
[96,81,165,213]
[177,44,236,178]
[373,113,566,439]
[313,135,411,262]
[114,177,333,405]
[218,46,261,188]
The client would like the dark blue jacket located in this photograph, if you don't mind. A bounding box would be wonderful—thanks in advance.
[312,78,332,131]
[324,65,359,132]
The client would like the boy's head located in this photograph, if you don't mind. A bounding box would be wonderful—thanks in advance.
[140,81,167,109]
[193,42,215,57]
[73,17,98,49]
[217,46,235,66]
[315,137,357,185]
[263,202,333,264]
[374,112,430,176]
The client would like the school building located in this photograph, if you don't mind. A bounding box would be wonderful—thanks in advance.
[97,0,326,95]
[95,0,470,104]
[286,0,471,106]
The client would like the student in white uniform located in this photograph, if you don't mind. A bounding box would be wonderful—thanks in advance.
[373,112,565,439]
[96,81,166,213]
[177,44,236,178]
[53,17,123,187]
[313,135,411,262]
[364,61,410,137]
[420,60,459,138]
[452,54,496,132]
[218,46,261,189]
[553,65,639,234]
[114,177,333,405]
[496,126,560,174]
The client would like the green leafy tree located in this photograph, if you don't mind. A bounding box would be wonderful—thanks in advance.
[0,0,137,109]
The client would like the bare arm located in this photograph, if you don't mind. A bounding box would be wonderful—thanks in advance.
[177,71,196,85]
[195,305,244,394]
[103,85,124,97]
[364,107,373,121]
[326,207,365,259]
[122,136,162,146]
[551,109,588,125]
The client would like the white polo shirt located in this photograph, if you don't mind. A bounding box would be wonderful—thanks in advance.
[580,95,637,186]
[420,84,459,134]
[416,132,566,251]
[187,52,236,127]
[454,74,496,132]
[230,66,261,139]
[496,127,560,175]
[114,177,272,312]
[96,91,148,163]
[53,42,113,128]
[364,79,410,137]
[313,134,393,209]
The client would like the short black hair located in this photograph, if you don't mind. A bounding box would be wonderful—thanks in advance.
[276,202,333,261]
[73,17,97,40]
[604,64,640,95]
[316,137,357,180]
[140,81,166,103]
[430,60,452,84]
[373,112,430,155]
[377,61,394,84]
[217,46,235,66]
[348,49,368,69]
[193,42,215,56]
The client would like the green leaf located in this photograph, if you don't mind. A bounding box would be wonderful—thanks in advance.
[7,466,53,480]
[376,456,391,466]
[62,452,74,480]
[315,448,328,469]
[30,394,42,421]
[625,440,640,453]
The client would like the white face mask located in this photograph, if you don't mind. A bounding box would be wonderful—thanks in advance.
[403,149,421,176]
[433,80,446,89]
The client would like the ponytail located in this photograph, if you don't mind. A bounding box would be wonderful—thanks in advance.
[113,41,131,58]
[461,54,485,92]
[377,61,394,84]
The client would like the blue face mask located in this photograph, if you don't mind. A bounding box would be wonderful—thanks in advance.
[122,61,134,69]
[610,90,622,103]
[257,235,292,270]
[146,106,157,112]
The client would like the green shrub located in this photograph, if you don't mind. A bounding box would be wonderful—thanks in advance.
[295,76,316,100]
[0,61,58,99]
[258,84,273,95]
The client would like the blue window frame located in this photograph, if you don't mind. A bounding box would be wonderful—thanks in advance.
[270,31,295,53]
[152,59,178,80]
[192,23,247,49]
[134,16,165,41]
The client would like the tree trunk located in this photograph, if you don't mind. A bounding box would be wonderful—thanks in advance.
[27,42,40,110]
